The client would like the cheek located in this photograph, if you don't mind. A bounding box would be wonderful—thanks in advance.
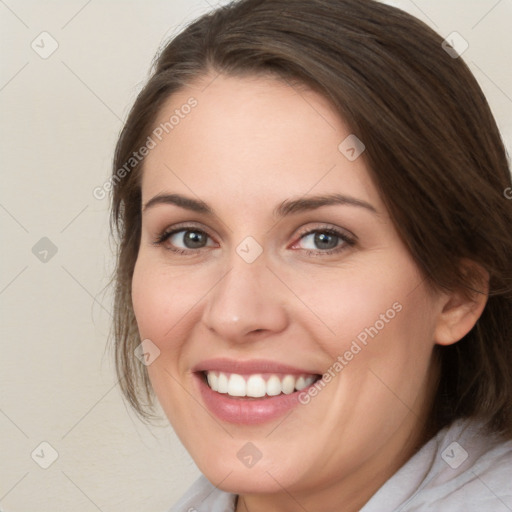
[283,255,425,357]
[131,256,204,347]
[326,271,437,424]
[131,257,204,423]
[286,260,437,448]
[287,253,437,410]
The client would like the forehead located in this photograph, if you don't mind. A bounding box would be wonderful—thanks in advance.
[141,74,380,211]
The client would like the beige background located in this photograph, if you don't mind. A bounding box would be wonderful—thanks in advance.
[1,1,511,511]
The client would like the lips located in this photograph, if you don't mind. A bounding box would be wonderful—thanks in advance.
[192,358,321,424]
[193,358,320,376]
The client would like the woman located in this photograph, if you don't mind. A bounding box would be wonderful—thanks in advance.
[110,0,512,510]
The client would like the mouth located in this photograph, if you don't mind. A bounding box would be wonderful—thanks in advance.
[192,359,322,424]
[201,371,320,398]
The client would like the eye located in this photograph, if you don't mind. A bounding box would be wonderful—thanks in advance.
[153,226,216,253]
[153,224,355,256]
[292,227,356,255]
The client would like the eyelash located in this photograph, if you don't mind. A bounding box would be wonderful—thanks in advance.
[152,224,356,256]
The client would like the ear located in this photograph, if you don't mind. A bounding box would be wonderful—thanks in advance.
[434,261,489,346]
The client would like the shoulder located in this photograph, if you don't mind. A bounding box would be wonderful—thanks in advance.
[416,419,512,511]
[363,418,512,511]
[168,475,237,512]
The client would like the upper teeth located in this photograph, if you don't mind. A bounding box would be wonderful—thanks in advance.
[205,371,316,398]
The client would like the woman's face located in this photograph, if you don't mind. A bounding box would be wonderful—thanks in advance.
[132,74,446,502]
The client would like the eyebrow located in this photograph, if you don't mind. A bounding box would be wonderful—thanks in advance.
[275,193,377,216]
[143,193,212,214]
[142,192,377,216]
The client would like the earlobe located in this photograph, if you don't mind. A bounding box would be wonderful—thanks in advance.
[434,263,489,346]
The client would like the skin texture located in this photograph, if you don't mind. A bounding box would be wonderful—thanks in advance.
[131,74,488,512]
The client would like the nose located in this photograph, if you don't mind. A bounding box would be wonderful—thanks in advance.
[201,255,289,343]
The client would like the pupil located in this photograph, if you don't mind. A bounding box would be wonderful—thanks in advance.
[184,231,206,248]
[314,232,337,250]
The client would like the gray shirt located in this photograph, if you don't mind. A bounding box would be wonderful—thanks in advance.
[169,418,512,511]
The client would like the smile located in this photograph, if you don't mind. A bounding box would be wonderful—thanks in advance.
[204,371,317,398]
[193,359,322,424]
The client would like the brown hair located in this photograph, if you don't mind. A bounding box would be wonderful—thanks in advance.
[110,0,512,437]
